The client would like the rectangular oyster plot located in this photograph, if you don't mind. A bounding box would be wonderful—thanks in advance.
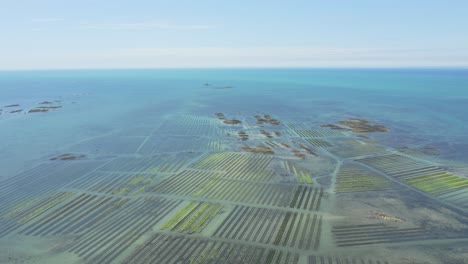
[335,164,395,193]
[147,170,324,210]
[213,206,322,250]
[122,233,300,264]
[308,255,391,264]
[357,154,468,210]
[332,223,433,247]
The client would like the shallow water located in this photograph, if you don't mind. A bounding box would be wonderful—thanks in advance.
[1,69,467,263]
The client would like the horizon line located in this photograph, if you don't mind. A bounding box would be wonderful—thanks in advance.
[1,66,468,72]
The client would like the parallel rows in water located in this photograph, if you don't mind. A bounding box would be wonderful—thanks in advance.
[155,115,222,137]
[138,136,224,154]
[0,161,105,214]
[63,197,180,264]
[160,201,223,234]
[335,164,394,193]
[0,192,75,237]
[308,255,391,264]
[65,172,156,196]
[19,193,131,237]
[357,154,433,175]
[67,136,146,155]
[98,154,193,174]
[284,161,313,184]
[192,152,271,170]
[191,152,275,182]
[332,223,432,247]
[213,205,322,250]
[264,141,283,148]
[122,233,300,264]
[329,141,387,159]
[357,154,468,209]
[290,128,345,138]
[305,138,333,148]
[147,170,323,211]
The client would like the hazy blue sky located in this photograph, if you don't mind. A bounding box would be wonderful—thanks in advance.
[1,1,468,69]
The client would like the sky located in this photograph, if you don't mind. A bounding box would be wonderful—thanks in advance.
[1,0,468,69]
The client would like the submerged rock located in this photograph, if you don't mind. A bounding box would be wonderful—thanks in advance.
[241,145,274,154]
[323,117,388,133]
[299,144,318,156]
[238,131,249,140]
[223,119,242,125]
[367,210,405,223]
[260,130,273,138]
[254,114,280,125]
[28,106,62,113]
[338,118,388,133]
[215,112,241,124]
[29,108,48,113]
[50,153,86,161]
[292,149,306,159]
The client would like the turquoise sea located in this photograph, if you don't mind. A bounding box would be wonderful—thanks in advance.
[1,69,467,263]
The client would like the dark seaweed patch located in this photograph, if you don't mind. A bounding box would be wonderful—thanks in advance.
[223,119,242,125]
[299,144,318,156]
[241,145,274,154]
[292,149,306,159]
[50,154,86,161]
[341,118,388,132]
[323,118,388,133]
[215,112,241,124]
[238,131,249,140]
[29,106,62,113]
[255,114,280,125]
[260,130,273,138]
[28,109,48,113]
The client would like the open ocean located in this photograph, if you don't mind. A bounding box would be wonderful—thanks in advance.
[1,69,467,263]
